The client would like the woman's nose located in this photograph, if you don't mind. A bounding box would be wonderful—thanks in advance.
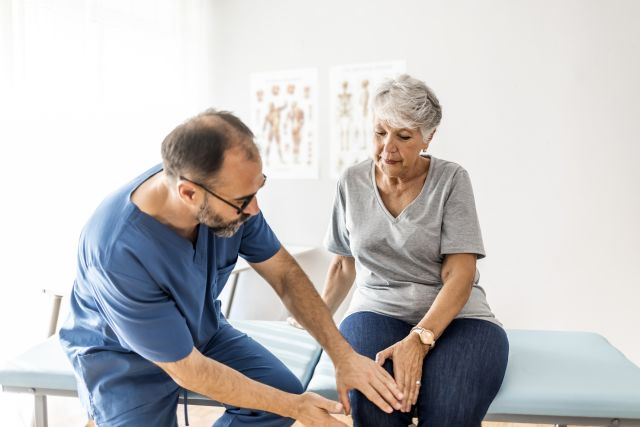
[382,137,397,153]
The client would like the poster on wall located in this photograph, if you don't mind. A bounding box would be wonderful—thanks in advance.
[329,60,406,179]
[250,68,319,179]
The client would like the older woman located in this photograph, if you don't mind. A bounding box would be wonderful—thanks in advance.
[320,74,507,426]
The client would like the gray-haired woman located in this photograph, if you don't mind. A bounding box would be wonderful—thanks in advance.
[297,74,509,426]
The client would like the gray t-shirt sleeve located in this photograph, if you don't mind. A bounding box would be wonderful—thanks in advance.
[324,178,353,256]
[440,168,486,258]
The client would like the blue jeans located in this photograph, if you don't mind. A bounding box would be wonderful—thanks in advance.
[340,312,509,427]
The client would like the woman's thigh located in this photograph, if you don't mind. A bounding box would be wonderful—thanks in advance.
[418,318,509,427]
[340,314,508,427]
[339,311,413,359]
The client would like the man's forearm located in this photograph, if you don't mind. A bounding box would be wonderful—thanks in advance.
[251,247,353,362]
[279,259,352,361]
[159,348,300,419]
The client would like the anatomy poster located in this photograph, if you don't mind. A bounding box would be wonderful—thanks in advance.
[329,61,406,178]
[250,68,318,179]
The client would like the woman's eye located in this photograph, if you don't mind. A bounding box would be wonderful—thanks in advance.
[399,135,411,140]
[375,131,386,136]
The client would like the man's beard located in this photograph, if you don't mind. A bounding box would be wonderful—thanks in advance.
[197,197,250,238]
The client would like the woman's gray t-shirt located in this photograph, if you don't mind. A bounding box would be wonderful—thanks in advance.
[325,156,500,326]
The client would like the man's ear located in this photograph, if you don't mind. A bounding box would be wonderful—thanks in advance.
[177,181,198,205]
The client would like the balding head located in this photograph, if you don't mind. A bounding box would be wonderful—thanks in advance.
[161,109,259,183]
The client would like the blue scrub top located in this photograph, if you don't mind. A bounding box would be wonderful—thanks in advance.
[59,164,281,411]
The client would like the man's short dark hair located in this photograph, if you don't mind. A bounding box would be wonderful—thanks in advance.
[161,109,257,182]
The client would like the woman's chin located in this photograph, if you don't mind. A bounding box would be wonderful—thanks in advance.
[378,163,404,177]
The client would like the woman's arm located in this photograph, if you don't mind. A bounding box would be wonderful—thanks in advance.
[415,253,476,340]
[375,253,477,412]
[321,255,357,315]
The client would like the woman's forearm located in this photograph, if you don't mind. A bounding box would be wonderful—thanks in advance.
[322,255,356,315]
[415,253,477,339]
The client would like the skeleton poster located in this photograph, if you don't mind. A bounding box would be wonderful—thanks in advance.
[250,69,318,179]
[329,61,406,178]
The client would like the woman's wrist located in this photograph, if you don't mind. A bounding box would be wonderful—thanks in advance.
[407,331,431,357]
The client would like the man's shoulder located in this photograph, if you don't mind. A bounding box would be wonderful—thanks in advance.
[81,166,162,265]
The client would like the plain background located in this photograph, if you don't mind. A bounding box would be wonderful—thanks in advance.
[1,4,639,423]
[212,0,640,369]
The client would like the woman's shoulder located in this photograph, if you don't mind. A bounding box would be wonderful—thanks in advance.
[430,156,469,181]
[338,158,373,186]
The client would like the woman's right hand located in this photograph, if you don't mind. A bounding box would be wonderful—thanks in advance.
[287,316,304,329]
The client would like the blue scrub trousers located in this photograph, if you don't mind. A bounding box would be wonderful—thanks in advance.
[91,322,302,427]
[340,313,509,427]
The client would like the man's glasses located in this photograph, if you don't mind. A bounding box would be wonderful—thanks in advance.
[179,174,267,215]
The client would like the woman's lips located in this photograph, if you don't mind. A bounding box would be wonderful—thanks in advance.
[383,158,400,165]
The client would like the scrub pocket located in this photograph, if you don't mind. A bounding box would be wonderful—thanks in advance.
[77,350,177,424]
[214,263,236,299]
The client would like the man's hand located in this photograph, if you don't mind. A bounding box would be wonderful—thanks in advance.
[334,350,404,415]
[293,392,348,426]
[375,335,429,412]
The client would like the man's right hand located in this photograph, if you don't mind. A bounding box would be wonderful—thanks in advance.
[293,392,348,426]
[334,350,403,415]
[287,318,403,415]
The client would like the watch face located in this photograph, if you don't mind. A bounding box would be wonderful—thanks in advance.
[420,330,434,346]
[412,327,435,347]
[420,332,431,345]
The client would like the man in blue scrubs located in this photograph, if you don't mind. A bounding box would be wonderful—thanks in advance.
[59,110,403,427]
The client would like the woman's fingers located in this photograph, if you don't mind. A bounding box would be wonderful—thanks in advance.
[412,378,421,405]
[403,365,414,412]
[375,346,394,366]
[286,316,304,329]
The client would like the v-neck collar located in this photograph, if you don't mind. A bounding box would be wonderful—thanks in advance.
[371,155,434,223]
[127,165,208,265]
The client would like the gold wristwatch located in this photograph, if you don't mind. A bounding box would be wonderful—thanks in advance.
[410,326,436,349]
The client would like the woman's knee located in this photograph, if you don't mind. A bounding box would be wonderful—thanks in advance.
[416,384,488,426]
[350,390,409,427]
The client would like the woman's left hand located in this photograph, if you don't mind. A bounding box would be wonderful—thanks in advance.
[375,335,429,412]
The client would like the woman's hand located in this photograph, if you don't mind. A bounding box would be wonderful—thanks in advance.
[286,316,304,329]
[375,334,429,412]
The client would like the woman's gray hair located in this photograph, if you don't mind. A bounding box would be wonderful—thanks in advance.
[371,74,442,141]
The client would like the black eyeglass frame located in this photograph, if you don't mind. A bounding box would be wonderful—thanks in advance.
[179,174,266,215]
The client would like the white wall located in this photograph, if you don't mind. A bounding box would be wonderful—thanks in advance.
[0,0,217,362]
[1,0,638,368]
[210,0,640,365]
